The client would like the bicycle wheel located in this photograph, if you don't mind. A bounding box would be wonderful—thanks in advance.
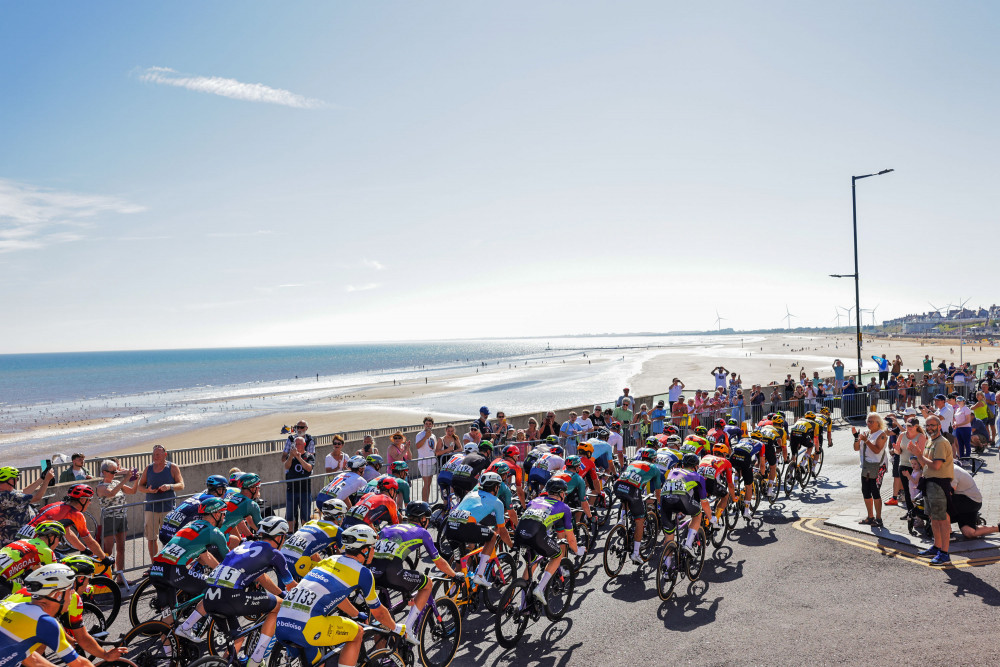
[795,453,811,487]
[81,600,107,636]
[494,583,529,649]
[128,577,161,627]
[782,462,797,497]
[188,657,229,667]
[543,568,575,621]
[709,504,728,548]
[570,523,590,574]
[640,508,659,561]
[684,527,707,581]
[602,525,628,578]
[419,597,462,667]
[597,492,615,526]
[811,447,824,480]
[86,575,122,626]
[748,480,761,514]
[364,647,408,667]
[481,552,516,613]
[656,542,679,601]
[119,620,178,667]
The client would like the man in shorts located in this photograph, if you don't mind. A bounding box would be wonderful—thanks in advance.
[907,415,954,566]
[512,477,582,605]
[659,454,711,558]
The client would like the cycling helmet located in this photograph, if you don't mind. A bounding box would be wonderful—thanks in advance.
[206,475,229,491]
[377,476,399,494]
[236,473,261,490]
[33,521,67,539]
[490,461,512,478]
[665,435,682,448]
[321,498,349,520]
[544,435,559,446]
[479,472,503,494]
[24,564,76,596]
[478,441,494,455]
[405,501,432,520]
[694,426,708,436]
[772,414,785,425]
[681,453,700,469]
[597,428,610,438]
[199,497,228,514]
[463,442,478,453]
[341,525,378,553]
[804,411,816,421]
[348,456,367,471]
[727,418,738,426]
[549,445,564,457]
[564,455,582,470]
[714,418,726,428]
[257,516,289,538]
[712,443,731,457]
[645,436,660,447]
[544,477,568,495]
[820,407,831,416]
[60,554,96,577]
[67,484,94,499]
[502,445,520,460]
[391,460,409,474]
[366,455,384,469]
[0,466,20,483]
[229,471,243,486]
[637,447,656,463]
[750,430,764,440]
[765,413,776,421]
[663,425,679,436]
[577,441,594,456]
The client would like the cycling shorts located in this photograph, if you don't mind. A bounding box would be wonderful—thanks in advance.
[513,519,560,559]
[730,456,754,486]
[149,562,205,610]
[370,560,427,596]
[204,586,276,634]
[789,432,812,456]
[704,479,727,499]
[275,615,360,667]
[450,476,476,499]
[443,521,494,547]
[658,495,700,535]
[762,441,777,467]
[613,482,644,519]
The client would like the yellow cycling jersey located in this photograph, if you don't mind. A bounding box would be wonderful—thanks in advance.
[0,594,80,666]
[790,418,821,439]
[759,425,785,446]
[815,414,832,433]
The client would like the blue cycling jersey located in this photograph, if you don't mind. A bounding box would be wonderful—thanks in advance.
[158,493,216,543]
[591,440,614,468]
[734,438,762,457]
[206,539,295,590]
[448,489,505,526]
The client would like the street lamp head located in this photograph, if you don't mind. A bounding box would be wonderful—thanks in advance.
[877,168,894,175]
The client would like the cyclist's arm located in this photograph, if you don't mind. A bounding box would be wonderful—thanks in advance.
[271,549,296,590]
[497,522,512,548]
[80,533,105,560]
[68,625,124,662]
[432,555,458,578]
[256,572,284,596]
[197,551,220,569]
[61,529,88,555]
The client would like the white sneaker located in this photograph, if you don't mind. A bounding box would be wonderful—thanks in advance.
[174,625,205,644]
[471,573,491,587]
[681,543,698,557]
[743,509,752,519]
[404,628,419,645]
[629,553,644,564]
[531,586,547,606]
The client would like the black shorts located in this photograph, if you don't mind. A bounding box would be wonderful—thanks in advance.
[613,482,644,519]
[204,586,275,632]
[730,456,754,485]
[789,432,812,456]
[102,513,128,536]
[370,559,427,596]
[658,495,700,534]
[513,519,560,559]
[704,478,727,499]
[450,476,476,498]
[951,495,982,530]
[149,562,206,610]
[444,521,494,546]
[762,441,777,466]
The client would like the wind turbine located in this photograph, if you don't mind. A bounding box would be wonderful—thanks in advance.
[928,302,947,317]
[862,304,880,329]
[714,309,727,332]
[832,307,843,328]
[839,305,854,327]
[948,297,971,363]
[782,305,796,331]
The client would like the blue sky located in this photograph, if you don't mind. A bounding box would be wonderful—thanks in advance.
[2,2,998,352]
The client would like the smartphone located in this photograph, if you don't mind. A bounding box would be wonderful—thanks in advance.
[40,459,52,476]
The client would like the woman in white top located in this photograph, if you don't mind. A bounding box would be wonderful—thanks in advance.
[852,413,888,527]
[414,417,438,502]
[894,417,926,514]
[325,435,349,474]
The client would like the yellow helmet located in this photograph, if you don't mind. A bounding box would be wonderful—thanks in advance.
[771,414,785,425]
[804,411,816,421]
[820,407,830,416]
[750,430,764,440]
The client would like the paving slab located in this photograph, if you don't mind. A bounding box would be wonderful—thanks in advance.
[825,504,1000,554]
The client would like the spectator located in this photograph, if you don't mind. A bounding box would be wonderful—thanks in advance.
[608,422,625,468]
[575,410,595,439]
[513,430,529,462]
[96,459,139,591]
[884,413,904,506]
[886,375,899,410]
[852,414,888,527]
[325,435,349,474]
[866,377,881,413]
[413,419,437,503]
[951,464,1000,539]
[921,394,954,435]
[906,375,917,408]
[462,424,482,445]
[922,355,934,373]
[668,378,685,410]
[387,431,411,466]
[783,374,796,401]
[650,400,667,434]
[282,420,316,463]
[971,416,991,452]
[475,406,494,437]
[804,382,817,412]
[0,465,55,545]
[284,436,314,531]
[670,397,687,426]
[907,415,954,565]
[560,411,582,455]
[58,453,92,484]
[539,412,560,439]
[978,382,997,442]
[953,395,973,458]
[632,404,651,443]
[612,400,633,427]
[894,415,925,515]
[769,385,782,414]
[791,385,805,419]
[833,359,845,388]
[138,444,185,560]
[891,354,903,379]
[843,378,859,419]
[494,411,509,439]
[356,434,379,457]
[811,371,822,388]
[435,423,462,466]
[616,388,633,408]
[590,407,607,430]
[750,385,765,424]
[524,418,540,443]
[732,390,745,424]
[711,366,729,390]
[873,354,890,387]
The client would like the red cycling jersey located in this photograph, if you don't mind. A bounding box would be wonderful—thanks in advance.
[576,456,599,488]
[346,492,399,528]
[697,455,734,488]
[29,502,91,538]
[707,429,729,446]
[487,458,524,487]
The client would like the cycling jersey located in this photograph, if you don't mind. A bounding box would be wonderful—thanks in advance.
[698,455,734,489]
[791,418,821,440]
[372,523,440,563]
[662,468,707,502]
[724,425,743,443]
[486,459,525,488]
[22,502,90,540]
[341,493,398,530]
[362,465,381,483]
[528,453,565,488]
[680,436,711,458]
[522,447,548,478]
[574,456,599,489]
[707,429,729,446]
[616,461,663,492]
[153,519,230,567]
[206,539,295,590]
[159,493,217,544]
[220,490,263,533]
[447,489,505,527]
[0,539,55,583]
[0,596,80,667]
[654,448,681,474]
[815,414,833,437]
[759,425,784,445]
[474,481,512,511]
[362,476,410,506]
[732,438,763,461]
[550,471,587,508]
[436,453,465,489]
[519,496,573,532]
[452,453,489,488]
[280,520,342,577]
[587,439,614,469]
[316,472,368,509]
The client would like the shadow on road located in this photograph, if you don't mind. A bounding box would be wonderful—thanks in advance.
[484,619,583,667]
[943,567,1000,606]
[655,578,723,629]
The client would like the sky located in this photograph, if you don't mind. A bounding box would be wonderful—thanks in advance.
[2,2,999,353]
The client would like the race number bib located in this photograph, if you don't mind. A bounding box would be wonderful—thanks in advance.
[210,565,241,588]
[522,507,549,522]
[621,469,644,485]
[698,465,717,479]
[160,543,186,563]
[447,509,472,523]
[284,534,310,554]
[663,480,687,495]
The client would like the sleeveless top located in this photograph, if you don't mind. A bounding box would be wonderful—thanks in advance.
[861,430,885,464]
[144,462,176,513]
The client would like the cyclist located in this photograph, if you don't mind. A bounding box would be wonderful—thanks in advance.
[489,445,526,507]
[523,436,554,478]
[370,502,463,645]
[567,448,599,496]
[0,563,92,667]
[362,454,384,482]
[613,448,663,564]
[729,435,763,520]
[699,445,736,522]
[0,522,65,596]
[527,445,565,496]
[158,474,231,544]
[757,425,784,499]
[0,466,55,548]
[659,454,711,559]
[815,406,834,448]
[511,477,582,605]
[149,496,229,615]
[444,472,512,586]
[363,461,411,506]
[554,456,593,524]
[484,459,520,526]
[654,436,683,475]
[23,486,111,565]
[54,555,126,663]
[437,446,470,503]
[586,429,616,474]
[575,441,605,494]
[451,441,493,499]
[274,525,397,667]
[724,418,743,444]
[316,457,368,510]
[280,499,348,579]
[179,516,295,667]
[341,477,400,530]
[707,418,730,447]
[790,412,822,472]
[680,429,711,458]
[220,473,264,548]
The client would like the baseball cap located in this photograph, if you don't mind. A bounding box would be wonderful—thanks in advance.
[903,407,917,416]
[934,394,947,401]
[956,395,966,402]
[479,406,490,415]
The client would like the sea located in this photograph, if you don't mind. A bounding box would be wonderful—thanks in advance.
[0,335,750,467]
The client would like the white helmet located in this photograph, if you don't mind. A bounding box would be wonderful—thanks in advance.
[341,524,378,552]
[348,456,367,471]
[322,498,349,520]
[24,564,76,597]
[479,472,503,493]
[257,516,289,538]
[463,442,477,453]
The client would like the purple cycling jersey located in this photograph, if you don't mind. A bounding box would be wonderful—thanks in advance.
[372,522,439,562]
[662,468,707,502]
[520,496,573,532]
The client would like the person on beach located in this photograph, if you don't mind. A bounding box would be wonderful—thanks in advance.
[284,436,314,531]
[96,459,139,591]
[283,420,316,463]
[832,360,845,389]
[138,444,185,560]
[435,423,462,466]
[413,418,437,502]
[325,435,349,475]
[58,453,92,484]
[0,465,55,546]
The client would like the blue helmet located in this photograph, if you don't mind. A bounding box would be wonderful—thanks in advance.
[206,475,228,491]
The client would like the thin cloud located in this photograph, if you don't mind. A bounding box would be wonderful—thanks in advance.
[137,67,329,110]
[0,178,145,254]
[346,283,379,292]
[361,258,385,271]
[206,230,273,238]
